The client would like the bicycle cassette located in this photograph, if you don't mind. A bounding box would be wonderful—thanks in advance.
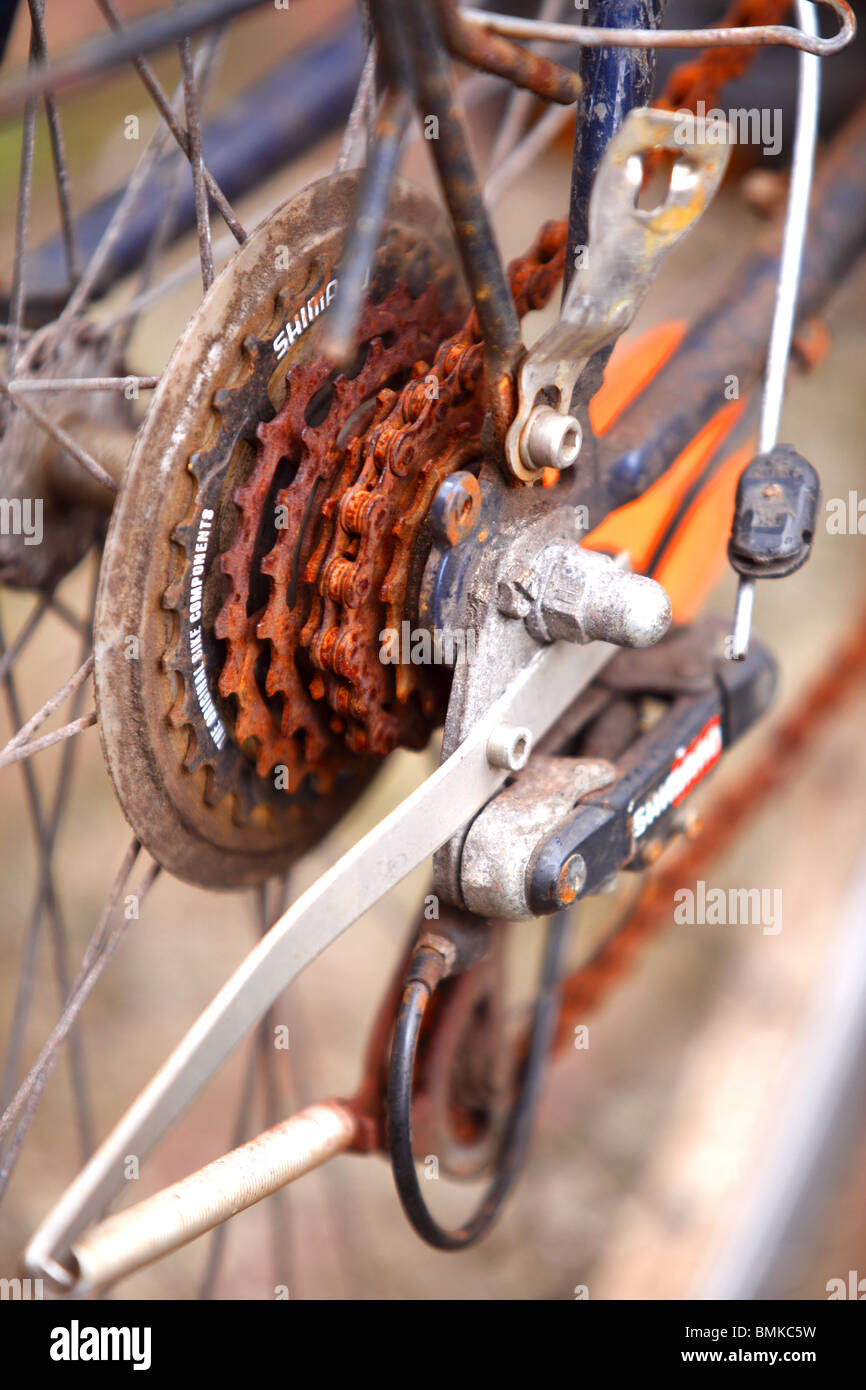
[94,173,468,888]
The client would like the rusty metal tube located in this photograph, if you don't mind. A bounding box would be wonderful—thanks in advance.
[436,0,582,105]
[66,1100,359,1294]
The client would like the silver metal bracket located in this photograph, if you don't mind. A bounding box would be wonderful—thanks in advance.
[504,107,730,482]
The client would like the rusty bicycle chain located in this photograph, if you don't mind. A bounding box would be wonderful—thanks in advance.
[211,0,787,793]
[214,222,567,785]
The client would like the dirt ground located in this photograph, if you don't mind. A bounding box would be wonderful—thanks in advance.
[1,3,865,1301]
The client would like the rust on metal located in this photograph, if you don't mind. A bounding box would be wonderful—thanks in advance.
[435,0,582,106]
[215,220,569,780]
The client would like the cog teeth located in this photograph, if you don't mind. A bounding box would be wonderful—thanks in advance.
[171,520,197,551]
[189,450,210,482]
[163,576,185,611]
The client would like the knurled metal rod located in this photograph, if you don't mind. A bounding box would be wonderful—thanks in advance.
[67,1102,360,1296]
[461,1,854,55]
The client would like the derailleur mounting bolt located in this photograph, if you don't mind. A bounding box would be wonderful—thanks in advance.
[520,404,582,475]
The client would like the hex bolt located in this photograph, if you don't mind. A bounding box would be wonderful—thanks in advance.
[533,547,672,649]
[520,404,582,474]
[487,722,532,771]
[556,852,587,905]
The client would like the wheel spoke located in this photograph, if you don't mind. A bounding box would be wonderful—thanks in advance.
[6,32,38,373]
[0,713,97,770]
[0,610,96,1170]
[334,39,377,174]
[485,99,572,206]
[0,596,49,686]
[179,33,215,291]
[199,879,293,1299]
[0,372,119,494]
[0,849,160,1204]
[27,0,80,285]
[8,375,160,393]
[0,0,272,118]
[96,0,245,246]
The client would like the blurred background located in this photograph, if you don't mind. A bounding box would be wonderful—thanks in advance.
[1,0,865,1300]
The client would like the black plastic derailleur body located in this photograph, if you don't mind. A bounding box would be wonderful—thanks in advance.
[528,627,778,914]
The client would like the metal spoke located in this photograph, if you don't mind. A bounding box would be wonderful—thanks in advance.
[0,849,159,1204]
[96,0,245,246]
[486,99,573,206]
[50,61,203,340]
[100,225,239,332]
[0,612,95,1168]
[334,39,377,174]
[8,375,160,394]
[488,0,563,170]
[320,84,412,364]
[0,371,119,494]
[0,0,271,118]
[0,841,140,1153]
[27,0,80,285]
[0,596,49,686]
[199,879,293,1300]
[48,594,88,636]
[0,713,97,771]
[6,31,38,373]
[178,31,214,290]
[117,23,227,350]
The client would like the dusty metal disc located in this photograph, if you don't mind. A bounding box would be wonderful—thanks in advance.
[94,173,463,889]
